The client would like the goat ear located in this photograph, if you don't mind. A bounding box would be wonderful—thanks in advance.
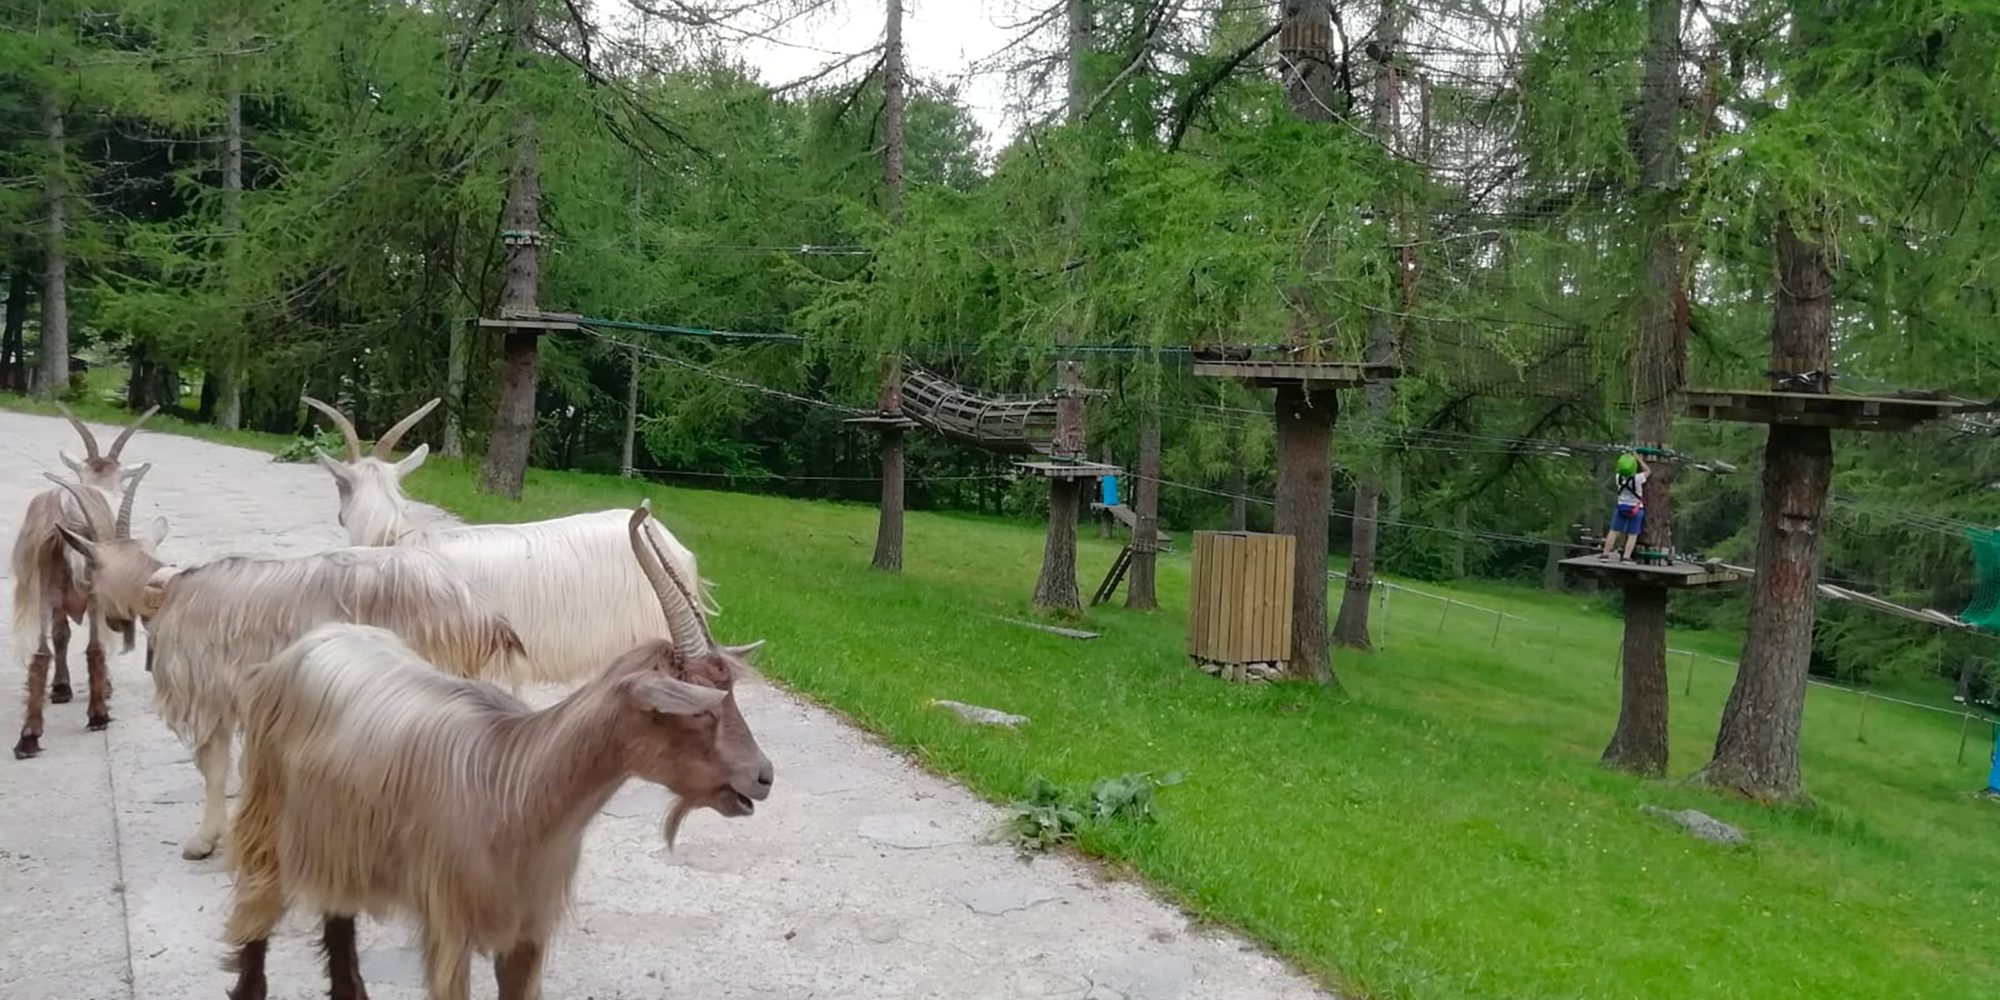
[628,675,727,717]
[393,443,429,478]
[60,451,84,474]
[55,524,96,560]
[139,516,169,549]
[314,449,354,480]
[721,640,765,660]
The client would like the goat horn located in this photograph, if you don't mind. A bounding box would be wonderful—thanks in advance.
[56,403,102,461]
[107,404,160,460]
[44,474,113,541]
[373,397,441,458]
[300,396,363,463]
[115,463,151,538]
[627,502,708,658]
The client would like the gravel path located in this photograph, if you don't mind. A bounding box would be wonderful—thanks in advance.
[0,410,1332,1000]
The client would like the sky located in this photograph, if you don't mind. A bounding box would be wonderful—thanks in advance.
[657,1,1042,151]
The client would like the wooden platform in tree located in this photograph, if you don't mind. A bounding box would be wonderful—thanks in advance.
[843,411,921,430]
[476,309,581,333]
[1192,360,1400,388]
[1015,459,1121,480]
[1558,554,1746,589]
[1683,389,1999,431]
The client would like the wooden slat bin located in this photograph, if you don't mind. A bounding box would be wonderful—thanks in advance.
[1188,531,1295,682]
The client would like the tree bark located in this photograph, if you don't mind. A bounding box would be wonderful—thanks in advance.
[1272,0,1341,686]
[214,87,246,430]
[1696,217,1834,801]
[1604,585,1671,775]
[442,322,467,457]
[1126,401,1161,610]
[2,267,26,392]
[36,91,69,399]
[478,0,543,499]
[1333,0,1406,651]
[870,0,910,571]
[1034,359,1087,611]
[1228,450,1248,530]
[1033,0,1091,610]
[1603,0,1685,776]
[620,342,639,477]
[1275,385,1337,683]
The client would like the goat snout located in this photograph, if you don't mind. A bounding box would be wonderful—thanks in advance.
[752,759,775,798]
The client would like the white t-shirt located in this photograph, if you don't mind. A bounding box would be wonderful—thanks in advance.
[1616,470,1648,508]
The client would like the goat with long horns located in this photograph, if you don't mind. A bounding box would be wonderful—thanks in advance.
[12,466,155,758]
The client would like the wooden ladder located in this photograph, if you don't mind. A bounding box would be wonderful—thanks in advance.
[1091,545,1134,606]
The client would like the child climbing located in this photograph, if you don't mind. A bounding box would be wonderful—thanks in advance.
[1600,452,1650,562]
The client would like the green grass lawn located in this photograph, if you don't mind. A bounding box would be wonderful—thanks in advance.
[11,396,1999,998]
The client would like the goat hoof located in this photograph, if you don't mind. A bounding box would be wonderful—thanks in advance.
[49,683,73,704]
[181,838,218,861]
[87,714,111,731]
[13,736,42,759]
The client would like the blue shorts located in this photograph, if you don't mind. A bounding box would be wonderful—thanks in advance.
[1612,504,1645,535]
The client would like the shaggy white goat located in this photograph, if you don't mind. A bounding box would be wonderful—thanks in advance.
[303,396,715,685]
[11,468,154,758]
[49,486,524,860]
[222,504,773,1000]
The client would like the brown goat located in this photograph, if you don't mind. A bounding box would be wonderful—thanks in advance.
[223,504,772,1000]
[55,403,158,490]
[7,405,155,736]
[12,468,156,758]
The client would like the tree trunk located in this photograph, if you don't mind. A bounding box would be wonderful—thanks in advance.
[1956,657,1979,704]
[869,0,910,571]
[1602,0,1685,776]
[214,87,246,430]
[1604,585,1671,775]
[1697,217,1834,801]
[1228,428,1248,530]
[1127,401,1161,610]
[1334,0,1406,651]
[2,267,26,392]
[442,322,468,457]
[619,342,640,477]
[36,92,68,400]
[1034,360,1087,611]
[1272,0,1340,685]
[1275,385,1337,684]
[478,0,543,499]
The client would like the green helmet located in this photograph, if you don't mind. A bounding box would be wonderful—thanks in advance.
[1617,454,1639,476]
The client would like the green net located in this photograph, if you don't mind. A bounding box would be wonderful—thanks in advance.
[1964,528,2000,631]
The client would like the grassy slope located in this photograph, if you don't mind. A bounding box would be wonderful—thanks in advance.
[9,399,1995,998]
[410,462,1999,1000]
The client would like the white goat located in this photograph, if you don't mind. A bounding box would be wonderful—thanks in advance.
[48,484,525,860]
[223,504,773,1000]
[11,468,154,758]
[303,396,715,685]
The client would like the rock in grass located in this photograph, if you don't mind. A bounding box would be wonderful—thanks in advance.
[1640,804,1748,846]
[931,699,1029,728]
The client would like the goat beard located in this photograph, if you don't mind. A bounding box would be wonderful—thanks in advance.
[662,796,700,851]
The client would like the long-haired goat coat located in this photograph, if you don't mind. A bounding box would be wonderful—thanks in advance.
[50,512,524,860]
[302,396,715,685]
[222,505,773,1000]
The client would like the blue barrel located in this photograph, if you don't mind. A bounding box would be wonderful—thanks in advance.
[1988,726,2000,794]
[1100,474,1121,507]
